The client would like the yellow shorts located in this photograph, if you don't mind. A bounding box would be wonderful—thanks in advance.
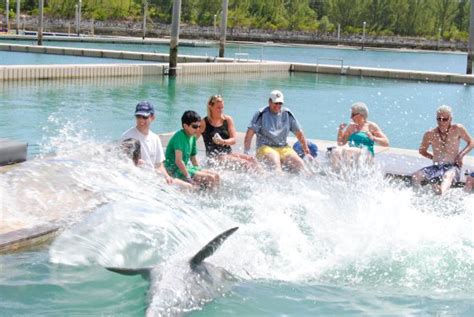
[256,145,296,160]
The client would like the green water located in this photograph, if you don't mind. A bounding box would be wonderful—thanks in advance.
[1,71,474,316]
[1,72,472,155]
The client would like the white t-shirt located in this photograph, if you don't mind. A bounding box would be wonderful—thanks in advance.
[121,127,164,169]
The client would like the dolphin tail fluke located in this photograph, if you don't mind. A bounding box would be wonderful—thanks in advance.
[106,267,151,279]
[190,227,239,266]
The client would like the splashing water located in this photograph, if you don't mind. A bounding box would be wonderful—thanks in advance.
[2,113,474,315]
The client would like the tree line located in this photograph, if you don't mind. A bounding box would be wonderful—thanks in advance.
[3,0,472,41]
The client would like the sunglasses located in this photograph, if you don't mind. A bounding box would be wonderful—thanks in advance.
[437,117,449,122]
[191,123,201,129]
[136,115,150,120]
[274,102,283,105]
[351,113,360,118]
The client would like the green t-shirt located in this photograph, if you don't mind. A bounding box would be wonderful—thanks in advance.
[164,129,198,178]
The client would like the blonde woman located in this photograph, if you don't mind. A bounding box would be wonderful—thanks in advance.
[199,95,261,172]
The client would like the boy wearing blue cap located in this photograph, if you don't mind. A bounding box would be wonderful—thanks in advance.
[121,101,192,189]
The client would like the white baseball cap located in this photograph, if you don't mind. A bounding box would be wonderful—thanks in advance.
[269,90,284,103]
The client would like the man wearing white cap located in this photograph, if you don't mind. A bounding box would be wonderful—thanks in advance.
[244,90,310,173]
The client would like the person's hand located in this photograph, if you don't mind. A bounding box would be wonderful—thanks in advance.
[304,154,314,162]
[165,175,173,185]
[339,123,347,130]
[455,154,464,167]
[137,159,146,166]
[366,131,375,141]
[212,133,224,145]
[214,138,225,145]
[184,176,194,185]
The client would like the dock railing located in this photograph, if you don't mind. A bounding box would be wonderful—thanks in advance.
[316,57,344,73]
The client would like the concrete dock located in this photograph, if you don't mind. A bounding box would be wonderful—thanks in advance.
[1,43,473,84]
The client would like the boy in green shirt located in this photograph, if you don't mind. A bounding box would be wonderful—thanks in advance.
[165,110,220,189]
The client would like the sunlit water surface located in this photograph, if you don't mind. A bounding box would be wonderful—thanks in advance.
[1,72,474,315]
[1,72,473,155]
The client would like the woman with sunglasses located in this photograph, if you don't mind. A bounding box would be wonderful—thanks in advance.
[330,102,389,170]
[198,95,261,172]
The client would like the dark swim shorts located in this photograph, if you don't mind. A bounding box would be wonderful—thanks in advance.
[420,163,461,183]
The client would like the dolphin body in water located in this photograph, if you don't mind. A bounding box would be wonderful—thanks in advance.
[107,227,239,316]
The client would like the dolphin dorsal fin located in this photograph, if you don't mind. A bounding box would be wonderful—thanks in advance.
[190,227,239,266]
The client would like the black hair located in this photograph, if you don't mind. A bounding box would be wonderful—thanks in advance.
[121,138,141,165]
[181,110,201,126]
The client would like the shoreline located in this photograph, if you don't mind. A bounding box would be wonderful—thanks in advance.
[5,17,469,53]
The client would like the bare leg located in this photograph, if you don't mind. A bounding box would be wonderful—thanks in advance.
[217,153,263,172]
[172,178,195,191]
[329,147,363,172]
[411,170,426,187]
[282,152,305,174]
[260,151,282,173]
[436,169,457,195]
[464,176,474,193]
[329,147,344,172]
[192,169,220,190]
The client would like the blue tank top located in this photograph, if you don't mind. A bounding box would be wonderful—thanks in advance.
[348,131,375,156]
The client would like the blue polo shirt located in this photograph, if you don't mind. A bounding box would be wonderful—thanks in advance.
[248,106,301,148]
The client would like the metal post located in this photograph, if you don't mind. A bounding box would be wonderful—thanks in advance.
[213,14,217,39]
[362,21,366,50]
[142,0,148,40]
[16,0,20,34]
[219,0,228,57]
[169,0,182,77]
[6,0,9,32]
[230,16,236,40]
[467,0,474,74]
[75,4,78,34]
[77,0,82,36]
[437,27,441,50]
[38,0,43,45]
[337,23,340,44]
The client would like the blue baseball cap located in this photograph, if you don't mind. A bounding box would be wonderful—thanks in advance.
[135,101,155,117]
[293,140,318,158]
